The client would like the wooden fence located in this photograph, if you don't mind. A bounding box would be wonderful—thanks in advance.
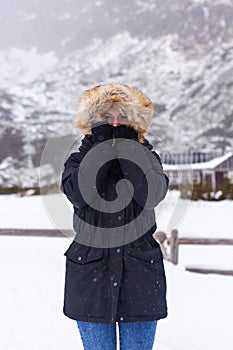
[1,228,232,276]
[153,230,233,276]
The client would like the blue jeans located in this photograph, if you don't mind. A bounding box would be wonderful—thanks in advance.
[76,320,158,350]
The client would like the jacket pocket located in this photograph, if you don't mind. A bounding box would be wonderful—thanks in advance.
[64,241,104,264]
[126,245,163,265]
[121,244,167,315]
[63,241,108,318]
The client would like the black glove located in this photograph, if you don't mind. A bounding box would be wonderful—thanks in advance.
[91,122,114,143]
[113,125,138,144]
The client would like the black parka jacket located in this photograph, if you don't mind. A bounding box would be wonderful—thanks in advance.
[61,134,169,323]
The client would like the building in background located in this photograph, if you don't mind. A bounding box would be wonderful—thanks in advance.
[162,151,233,199]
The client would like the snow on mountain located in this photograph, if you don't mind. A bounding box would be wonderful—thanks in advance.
[0,48,57,88]
[189,0,232,6]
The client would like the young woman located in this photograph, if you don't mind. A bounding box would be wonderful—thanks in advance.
[60,83,169,350]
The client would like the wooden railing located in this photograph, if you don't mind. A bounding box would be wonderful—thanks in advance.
[178,237,233,245]
[0,228,74,237]
[1,228,232,275]
[153,230,233,276]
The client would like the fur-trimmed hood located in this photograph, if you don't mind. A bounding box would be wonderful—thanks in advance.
[73,83,154,143]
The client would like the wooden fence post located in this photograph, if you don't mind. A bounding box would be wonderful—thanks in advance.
[169,229,179,265]
[153,231,169,261]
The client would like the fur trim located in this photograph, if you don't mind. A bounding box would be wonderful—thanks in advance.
[73,83,154,143]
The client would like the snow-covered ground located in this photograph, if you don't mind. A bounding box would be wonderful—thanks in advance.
[0,236,232,350]
[0,191,233,349]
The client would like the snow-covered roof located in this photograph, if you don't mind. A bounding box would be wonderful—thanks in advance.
[163,152,233,171]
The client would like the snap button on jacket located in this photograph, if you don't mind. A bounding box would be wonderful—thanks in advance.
[60,134,169,323]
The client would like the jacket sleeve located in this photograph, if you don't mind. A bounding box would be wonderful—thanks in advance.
[60,139,116,209]
[115,140,169,210]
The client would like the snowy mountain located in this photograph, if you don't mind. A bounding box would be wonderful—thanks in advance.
[0,0,233,190]
[1,0,233,56]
